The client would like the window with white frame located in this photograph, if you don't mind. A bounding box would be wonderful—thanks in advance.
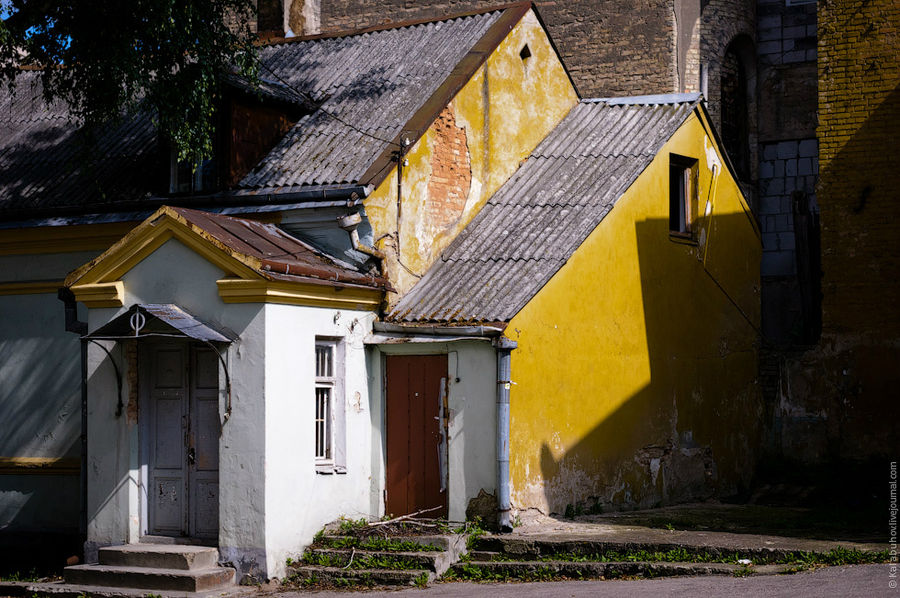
[314,338,346,473]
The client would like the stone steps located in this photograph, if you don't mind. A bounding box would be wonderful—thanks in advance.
[288,565,434,586]
[286,532,465,587]
[473,535,795,562]
[450,559,790,579]
[61,544,235,593]
[306,547,453,571]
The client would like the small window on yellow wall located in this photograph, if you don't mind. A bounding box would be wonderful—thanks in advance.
[669,154,698,239]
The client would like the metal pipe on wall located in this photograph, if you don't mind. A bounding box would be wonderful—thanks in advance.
[494,336,517,533]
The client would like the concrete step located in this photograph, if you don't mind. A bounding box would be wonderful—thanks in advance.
[472,535,794,562]
[99,544,219,570]
[287,564,432,586]
[4,580,248,598]
[467,550,502,561]
[64,564,235,592]
[321,533,459,551]
[306,547,451,573]
[453,559,788,579]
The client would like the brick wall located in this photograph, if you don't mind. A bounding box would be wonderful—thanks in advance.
[319,0,677,98]
[764,0,900,466]
[818,0,900,338]
[756,0,818,351]
[427,105,472,230]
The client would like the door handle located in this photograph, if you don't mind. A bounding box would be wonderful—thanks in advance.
[188,447,196,465]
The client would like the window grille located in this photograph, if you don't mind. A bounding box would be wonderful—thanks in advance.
[315,342,335,461]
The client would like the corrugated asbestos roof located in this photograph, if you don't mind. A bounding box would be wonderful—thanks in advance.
[389,95,701,324]
[236,10,503,192]
[0,71,158,216]
[0,9,505,217]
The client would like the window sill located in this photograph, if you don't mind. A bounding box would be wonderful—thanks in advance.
[668,232,698,246]
[315,463,347,475]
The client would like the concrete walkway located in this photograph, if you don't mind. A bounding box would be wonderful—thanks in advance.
[505,502,887,554]
[272,564,892,598]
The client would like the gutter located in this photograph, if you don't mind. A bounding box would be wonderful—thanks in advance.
[0,185,372,228]
[493,336,517,532]
[372,322,505,337]
[57,289,88,544]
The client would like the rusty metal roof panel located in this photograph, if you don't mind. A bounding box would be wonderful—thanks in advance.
[389,96,699,323]
[169,206,391,289]
[237,11,504,191]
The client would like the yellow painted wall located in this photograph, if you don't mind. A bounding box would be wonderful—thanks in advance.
[363,9,579,304]
[506,111,763,514]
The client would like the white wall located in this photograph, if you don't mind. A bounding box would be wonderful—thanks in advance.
[84,239,266,579]
[264,303,376,579]
[368,340,498,523]
[0,251,97,533]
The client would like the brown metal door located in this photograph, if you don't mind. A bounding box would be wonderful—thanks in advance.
[385,355,448,518]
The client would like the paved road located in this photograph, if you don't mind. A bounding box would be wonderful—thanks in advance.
[272,564,894,598]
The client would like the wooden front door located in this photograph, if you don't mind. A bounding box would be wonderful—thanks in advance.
[385,355,448,518]
[143,343,220,539]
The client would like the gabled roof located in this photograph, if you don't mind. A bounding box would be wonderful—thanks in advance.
[236,5,524,193]
[0,4,531,220]
[65,206,391,291]
[388,94,702,324]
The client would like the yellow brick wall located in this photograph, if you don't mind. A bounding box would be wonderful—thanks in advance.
[817,0,900,337]
[768,0,900,465]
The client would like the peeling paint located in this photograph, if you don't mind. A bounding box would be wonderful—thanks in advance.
[364,9,579,305]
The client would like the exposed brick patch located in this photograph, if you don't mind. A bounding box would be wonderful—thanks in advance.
[125,341,138,424]
[427,105,471,230]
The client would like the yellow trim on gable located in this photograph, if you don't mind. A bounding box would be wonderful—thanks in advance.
[0,280,63,295]
[0,222,136,256]
[71,281,125,308]
[65,207,264,287]
[217,278,382,311]
[0,457,80,476]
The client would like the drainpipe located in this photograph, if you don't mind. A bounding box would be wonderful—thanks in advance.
[58,288,88,542]
[338,210,386,261]
[493,336,517,533]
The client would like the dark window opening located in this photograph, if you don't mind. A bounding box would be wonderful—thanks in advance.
[519,44,532,61]
[170,152,218,194]
[721,46,750,180]
[669,154,698,238]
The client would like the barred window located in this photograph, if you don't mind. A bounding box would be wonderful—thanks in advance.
[315,342,335,461]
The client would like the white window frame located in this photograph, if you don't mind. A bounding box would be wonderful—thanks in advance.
[314,338,346,474]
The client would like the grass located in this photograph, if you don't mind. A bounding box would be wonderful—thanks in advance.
[313,535,444,553]
[0,569,44,582]
[443,546,891,583]
[301,550,424,571]
[444,564,566,583]
[413,572,430,588]
[465,546,889,567]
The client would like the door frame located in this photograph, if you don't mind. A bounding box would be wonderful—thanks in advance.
[382,352,450,518]
[138,339,221,543]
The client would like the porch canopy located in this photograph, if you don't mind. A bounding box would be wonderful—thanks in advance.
[84,303,233,343]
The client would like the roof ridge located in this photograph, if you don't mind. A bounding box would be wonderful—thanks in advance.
[581,92,702,105]
[257,2,529,46]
